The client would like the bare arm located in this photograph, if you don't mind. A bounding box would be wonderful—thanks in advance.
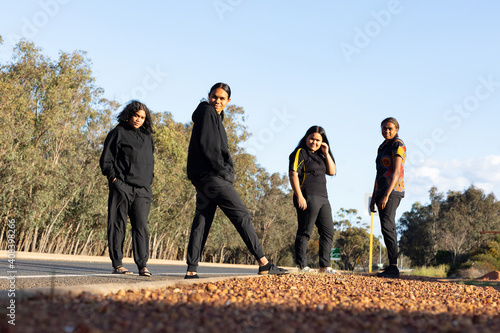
[320,142,336,175]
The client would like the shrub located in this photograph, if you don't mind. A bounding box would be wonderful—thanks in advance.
[412,264,449,278]
[456,267,482,279]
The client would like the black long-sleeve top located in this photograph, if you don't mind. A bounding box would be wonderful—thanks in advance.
[187,102,234,183]
[99,122,154,188]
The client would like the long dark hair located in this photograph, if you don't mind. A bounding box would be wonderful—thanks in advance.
[296,126,335,162]
[209,82,231,99]
[117,100,154,134]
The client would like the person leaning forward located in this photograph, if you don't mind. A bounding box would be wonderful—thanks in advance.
[184,82,289,279]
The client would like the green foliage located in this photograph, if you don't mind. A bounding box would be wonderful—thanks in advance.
[398,201,437,267]
[411,265,449,278]
[332,209,383,271]
[399,186,500,274]
[0,39,116,254]
[468,235,500,271]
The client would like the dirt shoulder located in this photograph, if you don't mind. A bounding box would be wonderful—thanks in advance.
[7,273,500,333]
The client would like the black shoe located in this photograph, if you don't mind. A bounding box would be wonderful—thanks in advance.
[258,263,289,275]
[376,265,400,278]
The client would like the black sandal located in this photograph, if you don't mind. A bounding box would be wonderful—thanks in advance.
[113,266,133,275]
[184,272,199,279]
[139,267,152,277]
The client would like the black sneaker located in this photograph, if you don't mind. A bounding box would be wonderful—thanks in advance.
[258,263,289,275]
[376,265,400,278]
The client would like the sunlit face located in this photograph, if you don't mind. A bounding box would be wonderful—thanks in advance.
[381,121,398,141]
[306,132,323,152]
[128,110,146,129]
[209,88,231,114]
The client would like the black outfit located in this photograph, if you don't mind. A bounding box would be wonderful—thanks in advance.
[186,102,264,272]
[374,136,406,267]
[100,122,154,270]
[289,147,334,269]
[376,193,401,266]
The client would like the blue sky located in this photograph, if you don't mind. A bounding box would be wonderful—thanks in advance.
[2,0,500,238]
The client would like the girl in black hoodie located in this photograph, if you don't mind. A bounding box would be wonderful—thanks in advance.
[100,100,154,277]
[185,83,288,278]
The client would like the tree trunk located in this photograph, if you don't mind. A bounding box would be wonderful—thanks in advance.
[0,222,6,250]
[31,226,39,252]
[55,226,72,254]
[81,230,94,256]
[73,239,80,255]
[219,245,225,264]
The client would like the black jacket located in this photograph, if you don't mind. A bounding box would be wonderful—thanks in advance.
[187,102,234,182]
[100,122,154,188]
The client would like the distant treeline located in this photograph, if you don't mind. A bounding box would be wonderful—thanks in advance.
[398,186,500,274]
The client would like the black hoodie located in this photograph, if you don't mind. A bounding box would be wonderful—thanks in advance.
[187,102,234,183]
[100,122,154,188]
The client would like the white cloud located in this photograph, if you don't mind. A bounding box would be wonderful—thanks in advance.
[405,155,500,204]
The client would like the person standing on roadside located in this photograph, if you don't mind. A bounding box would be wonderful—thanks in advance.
[289,126,338,274]
[185,82,289,279]
[100,100,154,277]
[370,117,406,278]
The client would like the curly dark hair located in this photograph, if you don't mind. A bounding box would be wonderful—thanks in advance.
[117,100,154,134]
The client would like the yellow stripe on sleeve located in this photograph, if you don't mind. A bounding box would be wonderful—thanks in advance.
[396,146,405,158]
[293,148,302,171]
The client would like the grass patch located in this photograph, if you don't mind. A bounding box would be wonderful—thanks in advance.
[410,264,448,278]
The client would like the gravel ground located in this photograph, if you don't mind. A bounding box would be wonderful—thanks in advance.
[5,273,500,333]
[0,275,182,290]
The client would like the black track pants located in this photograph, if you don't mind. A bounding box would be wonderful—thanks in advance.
[107,179,152,270]
[186,176,265,271]
[376,193,402,266]
[294,195,334,268]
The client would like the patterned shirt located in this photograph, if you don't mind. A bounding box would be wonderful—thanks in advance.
[375,136,406,200]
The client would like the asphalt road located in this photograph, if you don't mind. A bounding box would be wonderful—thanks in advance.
[0,251,281,296]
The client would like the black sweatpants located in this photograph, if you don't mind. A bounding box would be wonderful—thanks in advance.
[186,176,265,272]
[294,195,334,268]
[107,179,152,270]
[376,192,402,266]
